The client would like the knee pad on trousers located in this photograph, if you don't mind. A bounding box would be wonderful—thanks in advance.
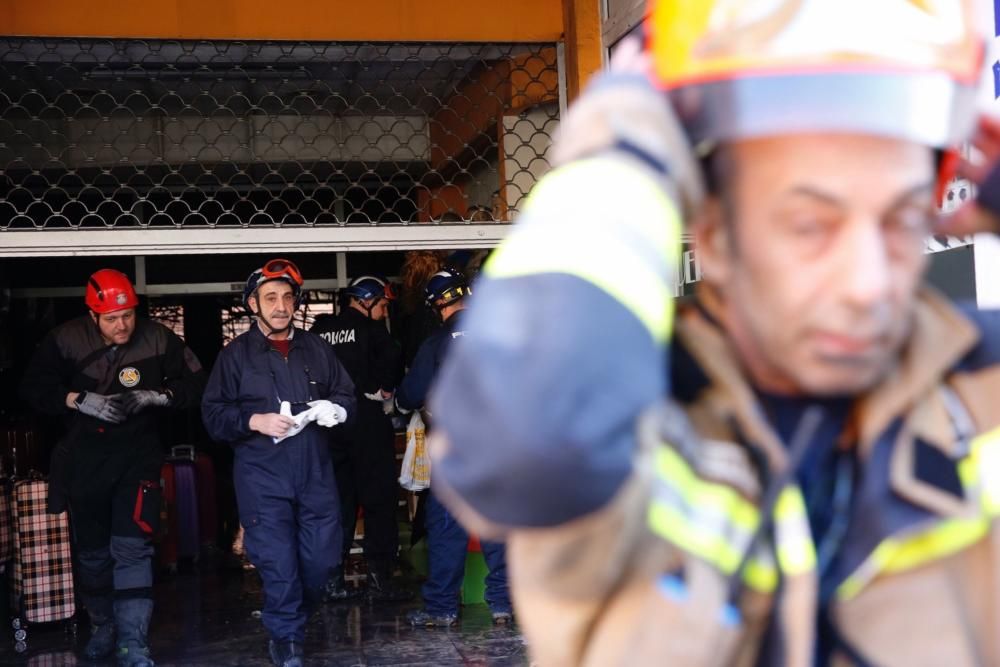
[110,536,154,591]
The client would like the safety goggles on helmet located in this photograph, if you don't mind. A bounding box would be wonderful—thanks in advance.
[425,269,471,308]
[86,269,139,314]
[244,259,305,311]
[345,276,397,302]
[260,258,304,287]
[647,0,983,151]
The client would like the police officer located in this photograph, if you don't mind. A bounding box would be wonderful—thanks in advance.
[396,269,512,627]
[310,276,407,601]
[20,269,206,667]
[201,259,355,667]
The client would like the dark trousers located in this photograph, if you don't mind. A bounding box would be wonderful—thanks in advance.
[234,446,341,643]
[423,490,510,617]
[69,436,161,606]
[331,403,399,564]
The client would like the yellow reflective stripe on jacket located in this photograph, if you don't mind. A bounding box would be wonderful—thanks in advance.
[743,553,779,592]
[648,445,759,572]
[836,517,990,602]
[958,426,1000,515]
[648,445,815,593]
[485,158,682,343]
[838,427,1000,602]
[773,486,818,576]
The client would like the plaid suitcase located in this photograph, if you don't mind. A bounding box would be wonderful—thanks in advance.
[11,479,75,624]
[27,650,78,666]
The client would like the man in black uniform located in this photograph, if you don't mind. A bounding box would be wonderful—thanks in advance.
[311,275,407,601]
[20,269,205,667]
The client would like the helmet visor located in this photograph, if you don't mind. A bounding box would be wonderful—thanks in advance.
[672,70,979,152]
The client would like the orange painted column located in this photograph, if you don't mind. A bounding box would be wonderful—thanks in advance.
[561,0,605,102]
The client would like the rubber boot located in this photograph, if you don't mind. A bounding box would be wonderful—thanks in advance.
[114,598,155,666]
[322,565,360,602]
[268,639,304,667]
[81,594,116,660]
[366,559,412,602]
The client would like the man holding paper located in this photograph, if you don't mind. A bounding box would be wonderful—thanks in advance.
[201,258,355,667]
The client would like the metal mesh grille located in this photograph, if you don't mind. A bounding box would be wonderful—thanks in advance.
[0,39,560,229]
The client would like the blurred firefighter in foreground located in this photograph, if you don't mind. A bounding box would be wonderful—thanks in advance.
[428,1,1000,665]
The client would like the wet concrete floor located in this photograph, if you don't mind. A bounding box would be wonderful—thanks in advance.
[0,569,528,666]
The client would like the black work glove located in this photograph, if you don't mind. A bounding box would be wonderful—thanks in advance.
[74,391,126,424]
[119,389,171,416]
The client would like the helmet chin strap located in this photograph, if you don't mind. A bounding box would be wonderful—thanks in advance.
[431,300,450,320]
[353,297,378,319]
[253,306,293,337]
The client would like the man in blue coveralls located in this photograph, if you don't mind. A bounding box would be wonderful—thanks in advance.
[395,269,513,627]
[202,258,355,667]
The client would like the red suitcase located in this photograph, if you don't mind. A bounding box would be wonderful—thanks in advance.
[158,446,219,570]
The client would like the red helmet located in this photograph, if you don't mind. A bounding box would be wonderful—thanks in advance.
[86,269,139,314]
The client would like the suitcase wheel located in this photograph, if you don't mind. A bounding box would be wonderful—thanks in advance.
[11,617,21,630]
[13,627,26,642]
[14,640,26,653]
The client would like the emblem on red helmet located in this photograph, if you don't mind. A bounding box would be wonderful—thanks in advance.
[86,269,139,314]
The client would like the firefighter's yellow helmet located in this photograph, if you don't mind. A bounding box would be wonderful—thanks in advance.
[647,0,984,150]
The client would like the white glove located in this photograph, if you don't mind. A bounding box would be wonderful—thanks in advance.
[274,401,314,443]
[308,400,347,427]
[364,389,396,415]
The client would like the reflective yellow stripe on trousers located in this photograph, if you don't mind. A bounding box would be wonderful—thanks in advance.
[484,157,681,344]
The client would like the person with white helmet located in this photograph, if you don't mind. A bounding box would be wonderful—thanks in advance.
[201,259,355,667]
[310,275,409,602]
[427,1,1000,664]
